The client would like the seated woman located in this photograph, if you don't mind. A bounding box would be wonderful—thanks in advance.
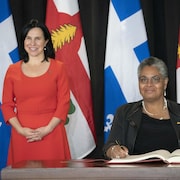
[103,56,180,159]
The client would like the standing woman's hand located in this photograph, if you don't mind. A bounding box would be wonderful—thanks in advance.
[8,117,42,142]
[18,127,40,142]
[19,127,36,137]
[27,117,62,142]
[28,126,51,142]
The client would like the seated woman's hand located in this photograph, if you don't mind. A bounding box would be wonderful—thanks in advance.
[107,145,129,159]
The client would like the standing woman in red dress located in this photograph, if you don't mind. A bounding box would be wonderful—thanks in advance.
[1,19,71,165]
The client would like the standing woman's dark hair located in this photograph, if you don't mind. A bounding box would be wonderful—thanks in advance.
[20,19,55,62]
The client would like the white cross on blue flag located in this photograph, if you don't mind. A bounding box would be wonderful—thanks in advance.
[104,0,150,142]
[0,0,19,170]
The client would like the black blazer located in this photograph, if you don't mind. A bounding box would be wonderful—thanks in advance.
[103,99,180,157]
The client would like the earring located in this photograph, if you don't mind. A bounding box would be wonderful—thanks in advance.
[164,90,166,96]
[44,47,47,51]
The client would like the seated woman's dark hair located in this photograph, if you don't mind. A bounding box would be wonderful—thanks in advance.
[137,56,168,79]
[20,19,55,62]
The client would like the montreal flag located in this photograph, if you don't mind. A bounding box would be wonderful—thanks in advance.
[46,0,96,159]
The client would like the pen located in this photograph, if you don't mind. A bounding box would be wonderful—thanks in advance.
[115,140,129,156]
[115,140,121,146]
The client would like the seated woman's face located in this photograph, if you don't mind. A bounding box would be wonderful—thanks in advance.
[138,66,168,102]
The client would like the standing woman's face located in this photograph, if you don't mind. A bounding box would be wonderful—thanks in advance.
[24,27,48,59]
[138,66,168,102]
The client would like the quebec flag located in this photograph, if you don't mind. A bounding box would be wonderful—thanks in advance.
[104,0,150,141]
[0,0,19,170]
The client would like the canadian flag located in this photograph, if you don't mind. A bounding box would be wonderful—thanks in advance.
[176,27,180,103]
[46,0,96,159]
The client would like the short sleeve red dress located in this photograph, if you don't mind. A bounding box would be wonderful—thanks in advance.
[1,59,71,165]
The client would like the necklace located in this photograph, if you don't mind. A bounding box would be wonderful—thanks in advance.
[142,98,167,120]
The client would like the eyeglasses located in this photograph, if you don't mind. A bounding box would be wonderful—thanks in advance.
[139,75,162,84]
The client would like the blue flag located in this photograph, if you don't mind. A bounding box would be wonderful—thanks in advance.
[0,0,19,170]
[104,0,150,141]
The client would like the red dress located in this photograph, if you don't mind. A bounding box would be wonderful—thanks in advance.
[1,59,71,165]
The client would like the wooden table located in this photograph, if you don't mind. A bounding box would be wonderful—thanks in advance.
[1,159,180,180]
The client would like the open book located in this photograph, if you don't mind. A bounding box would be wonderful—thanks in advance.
[108,149,180,164]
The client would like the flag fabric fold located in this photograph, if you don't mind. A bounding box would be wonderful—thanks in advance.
[0,0,19,170]
[104,0,150,141]
[176,27,180,103]
[46,0,96,159]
